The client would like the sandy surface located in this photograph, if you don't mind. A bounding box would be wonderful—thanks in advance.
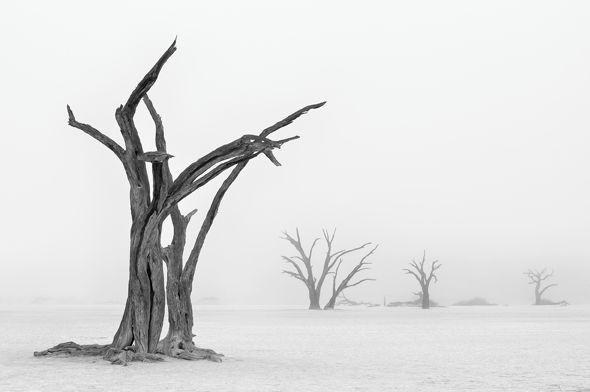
[1,304,589,391]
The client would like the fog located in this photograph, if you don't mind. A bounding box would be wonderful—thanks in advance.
[1,1,589,306]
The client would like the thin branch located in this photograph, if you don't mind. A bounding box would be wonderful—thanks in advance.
[66,105,125,159]
[182,162,248,286]
[332,244,378,297]
[183,209,198,226]
[328,242,372,271]
[405,251,440,288]
[427,260,441,283]
[281,256,307,280]
[539,270,554,281]
[282,270,307,283]
[315,228,337,291]
[124,39,177,116]
[524,269,554,284]
[403,268,422,283]
[282,229,315,286]
[169,134,299,205]
[260,102,326,137]
[345,278,376,289]
[539,283,557,296]
[166,153,256,209]
[308,238,320,261]
[143,94,166,152]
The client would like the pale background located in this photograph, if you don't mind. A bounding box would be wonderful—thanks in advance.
[1,0,589,306]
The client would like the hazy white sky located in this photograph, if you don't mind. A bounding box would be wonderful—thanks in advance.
[1,1,589,306]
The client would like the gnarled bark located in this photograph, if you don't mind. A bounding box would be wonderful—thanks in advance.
[35,39,325,365]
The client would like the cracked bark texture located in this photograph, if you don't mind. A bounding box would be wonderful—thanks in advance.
[35,39,325,364]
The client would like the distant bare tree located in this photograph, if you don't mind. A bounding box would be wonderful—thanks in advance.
[524,269,559,305]
[281,229,377,310]
[403,251,441,309]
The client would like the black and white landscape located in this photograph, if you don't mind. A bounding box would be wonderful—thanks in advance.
[1,1,589,391]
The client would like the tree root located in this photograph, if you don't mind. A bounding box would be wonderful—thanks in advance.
[103,347,164,366]
[174,347,223,362]
[34,341,222,365]
[33,342,164,366]
[33,342,110,357]
[156,335,223,362]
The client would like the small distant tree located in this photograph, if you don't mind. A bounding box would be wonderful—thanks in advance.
[524,269,558,305]
[403,251,441,309]
[281,229,377,310]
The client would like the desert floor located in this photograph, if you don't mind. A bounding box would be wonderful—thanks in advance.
[1,304,589,391]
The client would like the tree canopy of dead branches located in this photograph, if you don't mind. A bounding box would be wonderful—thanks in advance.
[524,268,563,305]
[281,228,377,309]
[403,251,441,309]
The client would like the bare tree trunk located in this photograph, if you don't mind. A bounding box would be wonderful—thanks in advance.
[323,296,336,310]
[111,297,134,349]
[309,289,321,310]
[421,288,430,309]
[158,275,213,360]
[534,282,542,305]
[147,254,166,351]
[156,164,248,361]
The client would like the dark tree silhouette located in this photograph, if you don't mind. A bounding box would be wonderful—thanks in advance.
[403,251,441,309]
[34,40,325,364]
[281,229,377,310]
[524,269,559,305]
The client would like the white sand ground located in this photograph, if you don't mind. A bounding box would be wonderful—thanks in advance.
[0,304,589,391]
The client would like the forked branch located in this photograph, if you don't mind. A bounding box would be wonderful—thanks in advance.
[281,228,377,310]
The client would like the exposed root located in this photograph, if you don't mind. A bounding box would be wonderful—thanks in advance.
[34,341,110,357]
[157,335,223,362]
[176,348,223,362]
[34,342,164,366]
[103,347,164,366]
[34,340,221,365]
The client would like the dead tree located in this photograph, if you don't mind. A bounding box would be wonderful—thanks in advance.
[524,269,559,305]
[324,246,377,309]
[403,251,441,309]
[34,39,325,364]
[281,229,377,310]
